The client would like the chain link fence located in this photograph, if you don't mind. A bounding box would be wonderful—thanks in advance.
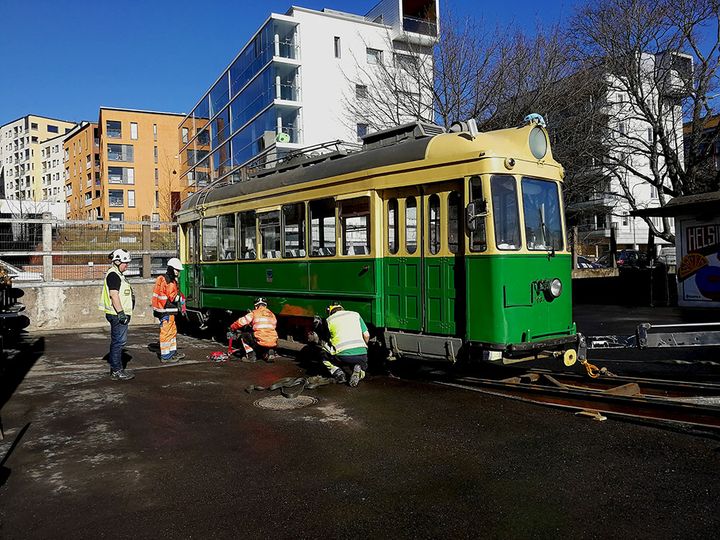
[0,215,178,282]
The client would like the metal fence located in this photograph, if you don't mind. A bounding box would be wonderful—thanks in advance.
[0,215,178,282]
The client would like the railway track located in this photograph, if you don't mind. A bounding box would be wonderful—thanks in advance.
[431,369,720,431]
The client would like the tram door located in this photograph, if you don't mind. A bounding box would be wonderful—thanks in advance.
[383,181,464,336]
[185,221,201,304]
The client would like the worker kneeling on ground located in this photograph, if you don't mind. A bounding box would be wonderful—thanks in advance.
[228,297,278,362]
[152,257,186,363]
[321,302,370,387]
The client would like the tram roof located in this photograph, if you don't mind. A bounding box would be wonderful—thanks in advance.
[177,122,560,220]
[179,136,433,215]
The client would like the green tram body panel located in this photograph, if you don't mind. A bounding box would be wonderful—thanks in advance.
[183,252,574,348]
[465,254,575,345]
[186,259,383,326]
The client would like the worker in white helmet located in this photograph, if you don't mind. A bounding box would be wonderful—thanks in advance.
[151,257,186,363]
[99,248,135,381]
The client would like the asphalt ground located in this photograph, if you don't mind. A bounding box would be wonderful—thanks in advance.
[0,308,719,539]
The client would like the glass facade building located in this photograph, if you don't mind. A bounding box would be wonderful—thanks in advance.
[179,18,301,187]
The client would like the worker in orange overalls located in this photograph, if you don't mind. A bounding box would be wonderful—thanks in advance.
[152,257,186,363]
[228,297,278,362]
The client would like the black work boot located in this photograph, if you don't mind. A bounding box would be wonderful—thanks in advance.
[332,368,347,384]
[111,369,135,381]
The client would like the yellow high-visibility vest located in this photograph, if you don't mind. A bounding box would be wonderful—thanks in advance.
[327,310,367,354]
[99,266,133,315]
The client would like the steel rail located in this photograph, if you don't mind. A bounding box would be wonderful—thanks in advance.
[432,374,720,430]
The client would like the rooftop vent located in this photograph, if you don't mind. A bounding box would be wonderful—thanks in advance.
[361,121,445,150]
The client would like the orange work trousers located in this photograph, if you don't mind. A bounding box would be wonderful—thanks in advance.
[160,315,177,359]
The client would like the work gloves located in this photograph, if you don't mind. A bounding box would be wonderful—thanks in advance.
[117,311,130,325]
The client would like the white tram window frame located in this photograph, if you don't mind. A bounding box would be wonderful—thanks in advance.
[405,196,418,254]
[490,175,521,251]
[428,194,441,255]
[387,198,399,254]
[201,217,218,261]
[282,203,306,258]
[259,210,282,259]
[448,191,462,254]
[218,214,236,260]
[238,211,257,260]
[521,177,564,251]
[310,198,337,257]
[340,197,371,256]
[468,176,487,252]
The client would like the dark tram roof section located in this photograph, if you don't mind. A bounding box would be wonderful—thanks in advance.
[181,134,433,211]
[632,191,720,217]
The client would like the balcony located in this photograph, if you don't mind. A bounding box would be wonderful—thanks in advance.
[402,15,437,36]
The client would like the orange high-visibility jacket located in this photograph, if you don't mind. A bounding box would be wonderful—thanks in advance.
[231,306,278,347]
[152,275,180,315]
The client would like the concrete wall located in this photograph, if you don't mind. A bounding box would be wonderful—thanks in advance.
[17,280,158,331]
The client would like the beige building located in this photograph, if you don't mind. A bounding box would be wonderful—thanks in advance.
[0,115,76,203]
[65,108,187,221]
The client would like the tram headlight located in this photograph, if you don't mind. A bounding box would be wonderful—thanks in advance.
[549,278,563,298]
[529,126,548,160]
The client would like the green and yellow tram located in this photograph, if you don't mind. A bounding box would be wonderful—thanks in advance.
[176,117,581,366]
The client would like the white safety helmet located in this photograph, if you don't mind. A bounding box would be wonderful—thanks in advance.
[167,257,184,271]
[109,248,132,264]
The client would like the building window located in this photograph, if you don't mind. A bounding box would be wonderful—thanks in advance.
[109,166,134,184]
[154,168,159,186]
[31,136,38,143]
[153,123,158,141]
[356,84,368,99]
[356,123,368,139]
[47,125,59,133]
[334,36,341,58]
[366,48,382,65]
[154,146,158,164]
[650,185,657,198]
[619,122,626,135]
[31,122,38,130]
[109,189,124,207]
[622,212,629,227]
[106,120,122,138]
[647,127,653,142]
[128,190,135,207]
[130,122,138,140]
[181,127,189,144]
[107,144,134,162]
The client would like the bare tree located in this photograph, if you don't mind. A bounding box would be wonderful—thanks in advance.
[569,0,720,242]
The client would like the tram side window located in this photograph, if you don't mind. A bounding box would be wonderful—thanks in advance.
[283,203,306,257]
[521,177,564,251]
[405,196,417,254]
[218,214,236,260]
[259,211,281,259]
[491,175,520,250]
[340,197,370,255]
[428,194,441,254]
[448,191,462,254]
[239,211,257,260]
[469,176,486,252]
[202,217,218,261]
[310,198,336,257]
[186,222,197,263]
[387,198,398,254]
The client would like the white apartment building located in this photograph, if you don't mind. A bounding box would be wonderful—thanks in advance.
[576,52,690,255]
[179,0,439,187]
[0,115,76,205]
[39,133,66,203]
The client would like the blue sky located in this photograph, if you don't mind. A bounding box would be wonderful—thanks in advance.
[0,0,573,125]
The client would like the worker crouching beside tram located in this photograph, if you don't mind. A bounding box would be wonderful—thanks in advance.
[321,302,370,387]
[152,258,186,363]
[228,297,278,362]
